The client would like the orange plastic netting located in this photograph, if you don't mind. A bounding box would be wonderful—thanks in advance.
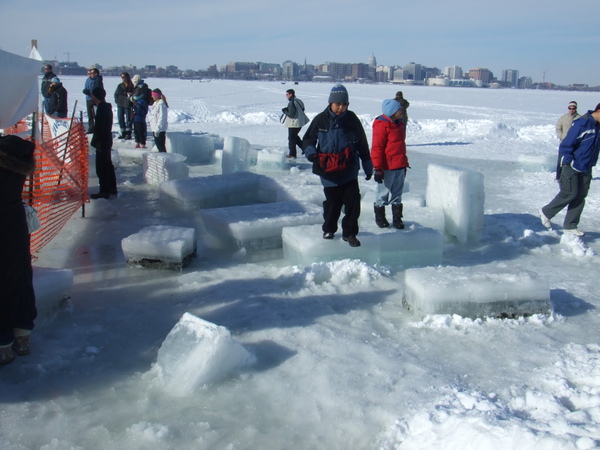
[9,116,90,254]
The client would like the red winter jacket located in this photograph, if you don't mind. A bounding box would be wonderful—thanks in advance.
[371,115,409,171]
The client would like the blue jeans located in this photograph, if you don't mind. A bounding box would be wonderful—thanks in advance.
[117,106,132,134]
[374,168,406,207]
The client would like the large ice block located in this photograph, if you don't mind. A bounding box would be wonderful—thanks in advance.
[121,225,197,269]
[425,163,484,244]
[33,266,73,319]
[154,313,256,396]
[222,136,258,174]
[402,265,552,318]
[255,147,286,171]
[282,224,443,268]
[201,201,323,251]
[166,131,216,164]
[143,152,189,186]
[517,154,556,172]
[160,172,283,209]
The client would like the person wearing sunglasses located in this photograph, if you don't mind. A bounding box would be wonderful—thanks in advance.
[556,101,580,142]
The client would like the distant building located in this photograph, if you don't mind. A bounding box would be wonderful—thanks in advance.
[468,67,493,85]
[445,65,463,80]
[501,69,519,88]
[404,62,422,81]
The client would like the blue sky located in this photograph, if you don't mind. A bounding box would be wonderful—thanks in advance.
[1,0,598,86]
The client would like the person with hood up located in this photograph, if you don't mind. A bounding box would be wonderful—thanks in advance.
[0,135,37,365]
[371,98,410,229]
[47,77,68,118]
[302,84,373,247]
[149,88,169,152]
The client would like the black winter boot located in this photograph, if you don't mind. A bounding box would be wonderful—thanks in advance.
[374,205,390,228]
[392,204,404,229]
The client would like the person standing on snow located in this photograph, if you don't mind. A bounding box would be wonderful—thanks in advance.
[540,103,600,237]
[302,84,373,247]
[47,77,68,118]
[556,101,580,142]
[41,64,56,115]
[0,135,37,365]
[281,89,309,158]
[371,98,410,229]
[82,68,104,134]
[149,88,169,152]
[89,87,117,199]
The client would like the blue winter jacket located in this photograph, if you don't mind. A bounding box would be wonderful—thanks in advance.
[559,111,600,173]
[83,75,104,101]
[302,107,373,187]
[132,99,148,123]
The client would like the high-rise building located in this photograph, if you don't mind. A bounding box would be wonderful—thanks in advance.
[445,65,463,80]
[468,67,493,84]
[404,62,423,81]
[501,69,519,87]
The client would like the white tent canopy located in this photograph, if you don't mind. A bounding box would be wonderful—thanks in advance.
[0,49,41,129]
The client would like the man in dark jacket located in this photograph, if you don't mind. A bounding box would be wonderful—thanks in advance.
[540,103,600,236]
[47,77,68,118]
[302,84,373,247]
[41,64,56,114]
[89,87,117,199]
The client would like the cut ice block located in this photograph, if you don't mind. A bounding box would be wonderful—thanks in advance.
[33,266,73,319]
[282,224,443,268]
[121,225,197,269]
[143,152,189,186]
[160,172,282,209]
[517,154,556,172]
[166,131,216,164]
[201,201,323,251]
[222,136,258,174]
[154,312,256,396]
[403,265,552,318]
[256,147,286,171]
[426,163,484,244]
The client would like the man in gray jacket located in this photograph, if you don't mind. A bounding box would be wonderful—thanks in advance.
[556,101,580,141]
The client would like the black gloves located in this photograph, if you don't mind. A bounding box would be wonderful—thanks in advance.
[306,153,317,162]
[374,170,384,183]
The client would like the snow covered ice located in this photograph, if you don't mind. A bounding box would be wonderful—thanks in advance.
[2,78,600,450]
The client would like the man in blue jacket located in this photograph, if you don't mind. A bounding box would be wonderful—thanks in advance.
[82,68,104,134]
[540,103,600,236]
[302,84,373,247]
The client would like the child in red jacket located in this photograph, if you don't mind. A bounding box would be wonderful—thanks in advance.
[371,99,410,229]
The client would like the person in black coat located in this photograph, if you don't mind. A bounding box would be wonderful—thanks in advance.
[89,87,117,199]
[48,77,68,118]
[0,135,37,365]
[41,64,56,114]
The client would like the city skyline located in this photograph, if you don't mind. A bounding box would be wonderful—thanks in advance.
[1,0,599,86]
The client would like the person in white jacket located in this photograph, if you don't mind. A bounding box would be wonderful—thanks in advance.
[149,88,169,152]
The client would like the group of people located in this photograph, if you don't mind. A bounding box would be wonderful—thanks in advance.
[282,85,411,247]
[81,68,170,199]
[540,100,600,236]
[41,64,68,118]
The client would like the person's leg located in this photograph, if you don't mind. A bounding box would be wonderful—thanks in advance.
[323,185,344,235]
[287,128,300,157]
[542,165,580,220]
[341,179,361,237]
[155,132,167,152]
[86,100,96,133]
[563,172,592,229]
[117,107,126,137]
[95,147,113,193]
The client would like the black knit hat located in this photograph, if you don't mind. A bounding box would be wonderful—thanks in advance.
[328,84,349,104]
[91,87,106,101]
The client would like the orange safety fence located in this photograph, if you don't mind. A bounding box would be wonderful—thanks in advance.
[7,116,90,254]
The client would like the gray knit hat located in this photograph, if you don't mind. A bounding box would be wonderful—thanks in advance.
[328,84,349,104]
